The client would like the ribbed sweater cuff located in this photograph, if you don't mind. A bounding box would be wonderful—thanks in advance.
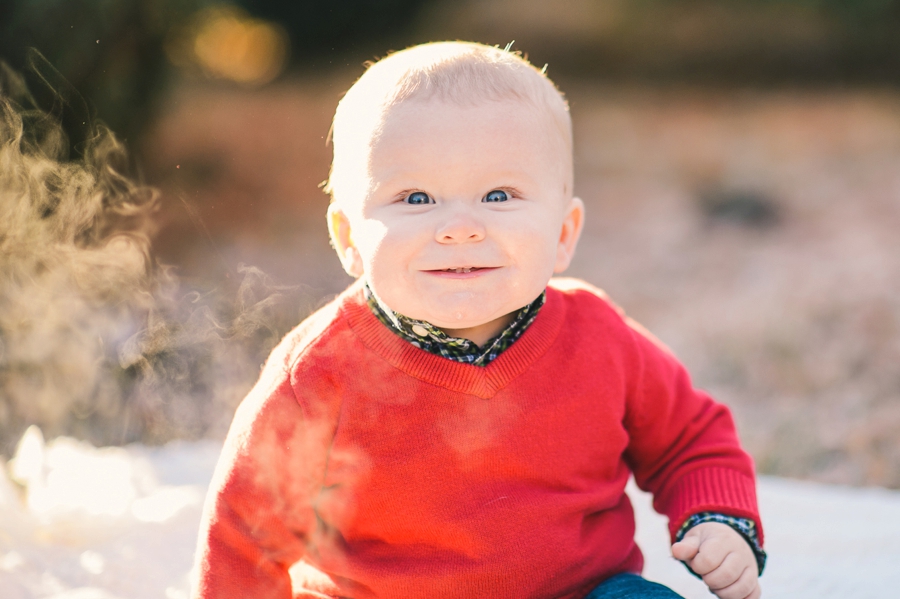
[658,467,763,545]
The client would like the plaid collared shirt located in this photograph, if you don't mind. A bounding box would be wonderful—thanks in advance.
[364,283,545,367]
[364,282,765,574]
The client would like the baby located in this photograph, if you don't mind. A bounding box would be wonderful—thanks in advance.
[192,42,765,599]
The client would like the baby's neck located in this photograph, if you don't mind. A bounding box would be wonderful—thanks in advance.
[439,313,517,348]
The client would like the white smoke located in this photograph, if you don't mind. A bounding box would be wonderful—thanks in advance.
[0,63,304,452]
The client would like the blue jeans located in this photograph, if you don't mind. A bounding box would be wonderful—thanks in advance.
[584,573,685,599]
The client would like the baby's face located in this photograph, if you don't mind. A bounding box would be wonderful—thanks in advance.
[330,97,582,341]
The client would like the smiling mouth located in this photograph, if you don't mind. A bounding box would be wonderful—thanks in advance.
[440,267,479,273]
[425,266,496,274]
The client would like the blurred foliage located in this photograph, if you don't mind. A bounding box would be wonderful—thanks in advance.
[0,0,209,158]
[0,0,429,162]
[3,0,900,160]
[241,0,430,65]
[635,0,900,41]
[740,0,900,21]
[636,0,900,20]
[440,0,900,84]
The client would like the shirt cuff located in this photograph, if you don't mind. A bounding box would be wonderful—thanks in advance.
[675,511,767,576]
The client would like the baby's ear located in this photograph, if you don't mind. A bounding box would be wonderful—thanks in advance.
[327,203,364,277]
[554,196,585,273]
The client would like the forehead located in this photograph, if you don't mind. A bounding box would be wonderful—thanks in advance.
[377,93,565,142]
[369,98,565,176]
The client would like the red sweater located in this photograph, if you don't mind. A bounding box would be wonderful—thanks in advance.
[193,278,761,599]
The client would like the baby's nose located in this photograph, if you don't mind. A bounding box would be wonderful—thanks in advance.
[434,209,486,243]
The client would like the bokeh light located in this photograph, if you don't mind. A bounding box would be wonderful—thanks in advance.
[166,6,289,86]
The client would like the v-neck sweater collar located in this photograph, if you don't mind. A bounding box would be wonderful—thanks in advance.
[339,279,567,399]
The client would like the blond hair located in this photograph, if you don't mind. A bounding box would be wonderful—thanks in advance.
[324,41,573,205]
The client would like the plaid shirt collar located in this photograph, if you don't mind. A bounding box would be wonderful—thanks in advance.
[364,283,545,367]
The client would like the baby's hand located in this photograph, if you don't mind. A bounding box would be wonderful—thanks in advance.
[671,522,761,599]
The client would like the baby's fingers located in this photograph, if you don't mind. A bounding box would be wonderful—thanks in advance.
[706,561,759,599]
[671,535,700,562]
[682,536,728,576]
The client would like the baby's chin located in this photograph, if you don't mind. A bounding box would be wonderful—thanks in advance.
[420,288,539,321]
[384,293,487,323]
[378,285,530,330]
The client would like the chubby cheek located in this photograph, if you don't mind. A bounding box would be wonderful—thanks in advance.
[354,220,418,298]
[350,219,389,269]
[517,251,558,300]
[506,221,560,282]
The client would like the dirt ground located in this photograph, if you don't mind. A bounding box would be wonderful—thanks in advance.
[142,75,900,488]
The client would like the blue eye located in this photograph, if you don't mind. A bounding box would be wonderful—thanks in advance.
[483,189,508,203]
[404,191,433,205]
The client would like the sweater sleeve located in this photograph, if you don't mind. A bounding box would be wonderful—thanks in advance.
[621,318,764,546]
[192,350,317,599]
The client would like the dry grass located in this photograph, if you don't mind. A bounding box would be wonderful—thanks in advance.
[566,84,900,487]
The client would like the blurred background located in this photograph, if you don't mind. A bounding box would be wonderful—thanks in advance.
[1,0,899,488]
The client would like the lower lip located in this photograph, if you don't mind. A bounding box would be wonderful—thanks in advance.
[423,267,499,279]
